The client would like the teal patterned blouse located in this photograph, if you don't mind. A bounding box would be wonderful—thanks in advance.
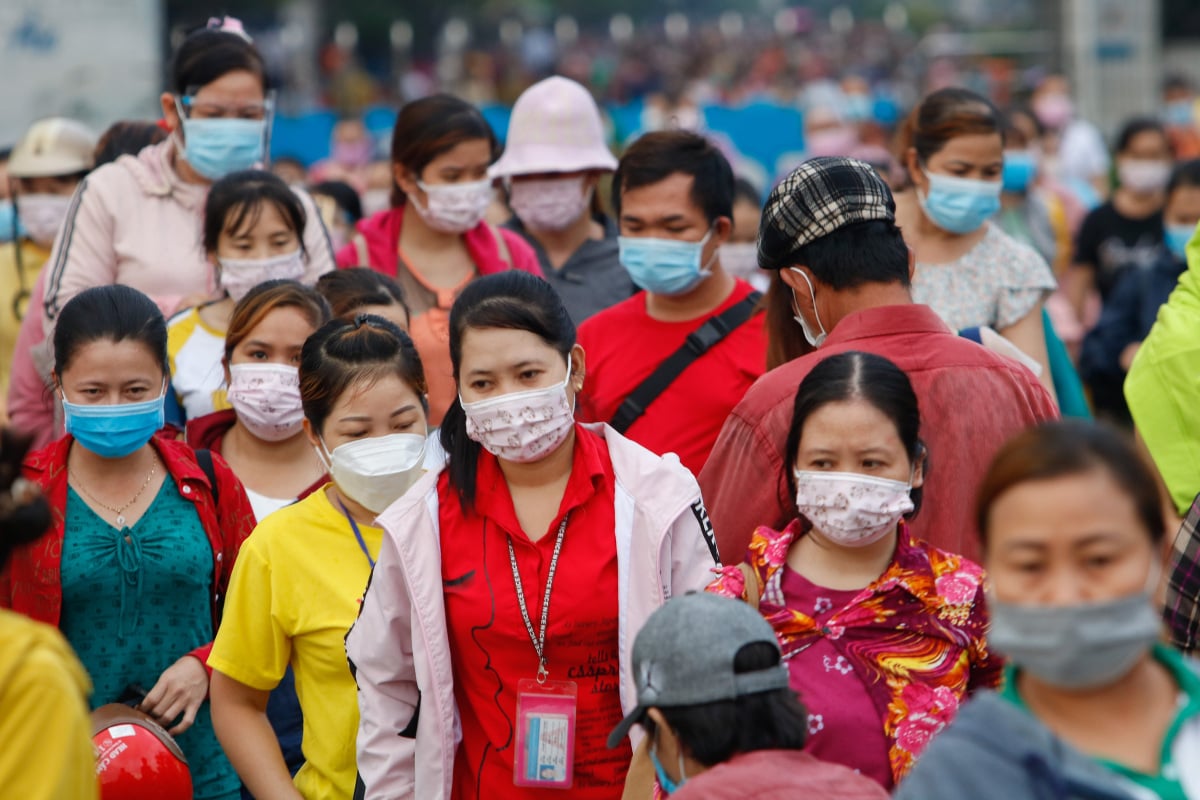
[61,479,239,800]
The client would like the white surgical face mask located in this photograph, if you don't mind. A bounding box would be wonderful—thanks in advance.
[317,432,428,513]
[788,268,827,348]
[1118,159,1171,194]
[17,193,73,247]
[718,242,760,282]
[460,356,576,463]
[509,176,591,232]
[794,470,914,547]
[218,249,306,302]
[410,178,494,234]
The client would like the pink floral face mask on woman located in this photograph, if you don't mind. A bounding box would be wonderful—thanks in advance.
[460,357,575,463]
[227,363,305,441]
[793,470,914,547]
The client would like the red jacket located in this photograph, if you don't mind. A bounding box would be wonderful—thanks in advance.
[334,205,542,277]
[1,434,256,669]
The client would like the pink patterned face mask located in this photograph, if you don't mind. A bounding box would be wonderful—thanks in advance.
[460,357,575,463]
[793,470,914,548]
[227,363,305,442]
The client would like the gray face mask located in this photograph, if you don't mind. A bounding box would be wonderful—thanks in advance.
[987,592,1162,691]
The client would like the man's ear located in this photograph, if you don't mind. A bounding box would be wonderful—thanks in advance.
[778,265,808,293]
[710,215,733,247]
[907,245,916,282]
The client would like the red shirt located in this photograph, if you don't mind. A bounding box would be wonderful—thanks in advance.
[439,426,630,800]
[699,304,1058,564]
[576,280,766,476]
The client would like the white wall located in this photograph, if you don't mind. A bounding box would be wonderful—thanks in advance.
[0,0,163,146]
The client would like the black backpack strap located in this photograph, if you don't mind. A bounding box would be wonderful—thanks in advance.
[195,448,219,505]
[611,291,762,434]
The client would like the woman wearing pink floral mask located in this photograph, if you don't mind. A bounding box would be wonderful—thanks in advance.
[708,350,1001,791]
[184,279,330,522]
[345,270,719,799]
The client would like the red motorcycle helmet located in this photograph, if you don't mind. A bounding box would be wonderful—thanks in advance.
[91,704,193,800]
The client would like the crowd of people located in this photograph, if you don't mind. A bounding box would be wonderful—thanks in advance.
[2,12,1200,800]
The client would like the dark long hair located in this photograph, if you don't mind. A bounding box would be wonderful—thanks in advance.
[389,94,498,207]
[784,351,926,516]
[299,315,428,436]
[53,285,167,377]
[440,272,575,510]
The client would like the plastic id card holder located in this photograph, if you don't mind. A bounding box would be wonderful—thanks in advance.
[514,679,577,788]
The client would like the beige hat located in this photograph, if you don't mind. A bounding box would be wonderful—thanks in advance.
[489,76,617,178]
[9,118,97,178]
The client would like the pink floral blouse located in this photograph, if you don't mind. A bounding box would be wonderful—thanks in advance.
[708,519,1002,784]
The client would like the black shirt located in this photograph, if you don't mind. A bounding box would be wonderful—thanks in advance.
[1073,201,1164,300]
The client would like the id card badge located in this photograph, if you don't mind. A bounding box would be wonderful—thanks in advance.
[514,679,577,789]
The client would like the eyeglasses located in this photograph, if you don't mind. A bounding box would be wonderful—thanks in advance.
[178,94,272,121]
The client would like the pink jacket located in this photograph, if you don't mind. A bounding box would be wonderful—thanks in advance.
[334,205,540,277]
[345,425,721,799]
[41,138,335,337]
[6,270,57,449]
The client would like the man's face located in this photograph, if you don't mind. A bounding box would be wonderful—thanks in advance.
[619,172,711,243]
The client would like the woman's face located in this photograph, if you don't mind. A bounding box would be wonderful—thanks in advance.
[1118,129,1171,165]
[457,327,584,405]
[56,339,164,406]
[910,131,1004,192]
[794,398,921,486]
[215,200,301,262]
[227,306,316,369]
[310,372,428,453]
[162,69,267,134]
[985,469,1158,606]
[730,197,762,244]
[1165,184,1200,229]
[394,137,493,199]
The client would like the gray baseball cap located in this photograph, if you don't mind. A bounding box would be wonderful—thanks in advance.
[607,592,791,748]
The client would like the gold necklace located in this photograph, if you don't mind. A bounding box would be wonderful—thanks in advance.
[70,458,159,527]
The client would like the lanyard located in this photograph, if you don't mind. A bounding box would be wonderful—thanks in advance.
[507,513,569,684]
[336,497,375,570]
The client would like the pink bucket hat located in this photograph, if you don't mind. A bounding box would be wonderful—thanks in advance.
[490,76,618,177]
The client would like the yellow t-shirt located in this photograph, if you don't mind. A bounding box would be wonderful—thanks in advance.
[166,306,230,421]
[0,239,49,400]
[0,609,98,800]
[209,485,382,800]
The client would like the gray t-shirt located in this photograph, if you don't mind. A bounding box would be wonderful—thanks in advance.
[504,215,634,325]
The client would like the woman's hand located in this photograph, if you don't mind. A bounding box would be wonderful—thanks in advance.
[141,655,210,735]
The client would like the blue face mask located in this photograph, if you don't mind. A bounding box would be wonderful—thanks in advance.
[1165,224,1196,261]
[844,93,873,122]
[62,390,166,459]
[650,741,686,794]
[1002,151,1038,194]
[1166,100,1195,128]
[618,230,714,296]
[918,169,1002,234]
[0,200,27,244]
[176,100,266,181]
